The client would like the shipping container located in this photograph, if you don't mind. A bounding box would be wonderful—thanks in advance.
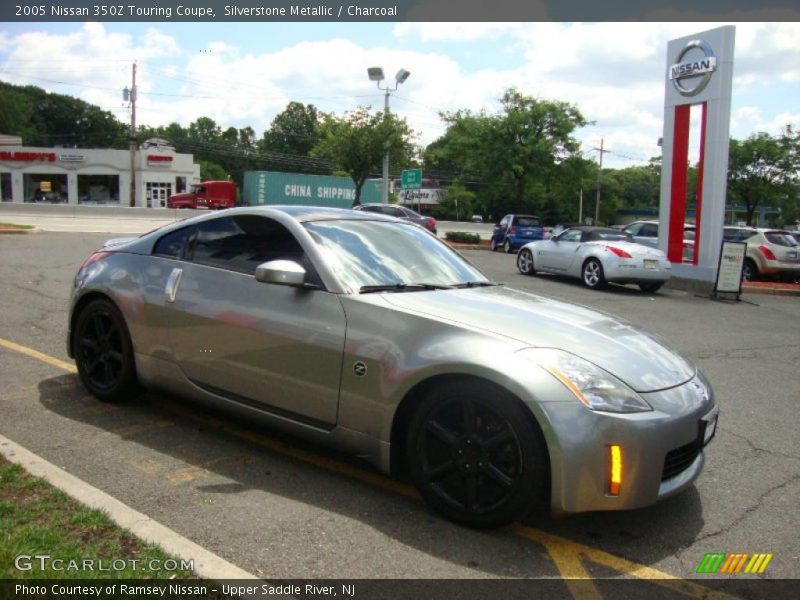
[243,171,382,208]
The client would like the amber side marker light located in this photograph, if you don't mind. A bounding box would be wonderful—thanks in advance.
[609,445,622,496]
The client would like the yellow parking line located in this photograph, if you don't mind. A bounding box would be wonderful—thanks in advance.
[1,337,737,599]
[0,337,76,373]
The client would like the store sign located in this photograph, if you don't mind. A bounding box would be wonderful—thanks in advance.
[147,155,173,167]
[714,241,746,295]
[58,153,85,162]
[669,39,717,97]
[0,151,56,162]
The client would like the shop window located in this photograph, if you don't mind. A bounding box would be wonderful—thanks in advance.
[24,174,67,203]
[176,177,187,194]
[78,175,120,204]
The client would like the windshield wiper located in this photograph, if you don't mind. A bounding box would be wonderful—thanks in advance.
[359,282,454,294]
[451,281,499,288]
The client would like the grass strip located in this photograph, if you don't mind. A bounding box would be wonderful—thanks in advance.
[0,455,196,579]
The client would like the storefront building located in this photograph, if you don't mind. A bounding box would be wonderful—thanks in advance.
[0,143,200,208]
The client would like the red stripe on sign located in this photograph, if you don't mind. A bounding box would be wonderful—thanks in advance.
[692,102,708,266]
[669,105,691,263]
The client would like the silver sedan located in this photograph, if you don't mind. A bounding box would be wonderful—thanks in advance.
[517,226,672,292]
[68,207,715,528]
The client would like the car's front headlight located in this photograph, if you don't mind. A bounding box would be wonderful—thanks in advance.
[519,348,652,413]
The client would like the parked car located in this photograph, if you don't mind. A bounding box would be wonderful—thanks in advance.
[722,226,800,280]
[471,215,484,223]
[490,214,544,253]
[354,203,437,234]
[516,226,671,292]
[622,220,696,263]
[69,206,716,528]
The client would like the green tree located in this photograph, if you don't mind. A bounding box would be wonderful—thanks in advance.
[727,126,800,225]
[426,89,587,218]
[260,102,323,159]
[432,183,476,221]
[311,107,414,206]
[197,159,229,181]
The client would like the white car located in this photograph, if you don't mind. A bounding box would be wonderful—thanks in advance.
[517,226,672,292]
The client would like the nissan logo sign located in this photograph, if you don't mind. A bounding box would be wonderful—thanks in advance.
[669,39,717,97]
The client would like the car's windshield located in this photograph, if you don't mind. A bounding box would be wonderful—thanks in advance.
[305,220,488,291]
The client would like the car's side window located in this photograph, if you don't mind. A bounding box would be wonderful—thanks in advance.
[639,223,658,237]
[623,223,641,236]
[499,216,510,228]
[560,229,583,243]
[190,215,308,277]
[153,226,194,259]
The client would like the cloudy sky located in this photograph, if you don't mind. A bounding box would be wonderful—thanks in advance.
[1,21,798,169]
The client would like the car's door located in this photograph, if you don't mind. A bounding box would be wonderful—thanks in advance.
[544,228,584,271]
[164,214,346,427]
[493,215,510,244]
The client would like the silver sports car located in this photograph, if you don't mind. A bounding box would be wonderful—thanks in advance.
[68,206,716,528]
[517,226,672,292]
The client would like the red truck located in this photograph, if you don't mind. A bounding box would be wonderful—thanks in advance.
[168,181,236,210]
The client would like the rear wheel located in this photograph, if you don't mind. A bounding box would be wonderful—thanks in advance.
[503,239,513,254]
[517,248,536,275]
[406,380,548,528]
[582,258,607,289]
[742,259,758,281]
[639,282,663,293]
[73,299,141,402]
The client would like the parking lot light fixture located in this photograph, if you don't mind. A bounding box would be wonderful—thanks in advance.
[367,66,410,204]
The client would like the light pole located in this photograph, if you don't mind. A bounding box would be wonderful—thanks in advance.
[367,67,410,204]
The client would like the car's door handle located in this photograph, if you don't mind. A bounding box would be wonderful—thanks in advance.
[165,268,183,303]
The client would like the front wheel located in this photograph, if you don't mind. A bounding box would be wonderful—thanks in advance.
[73,298,141,402]
[517,248,536,275]
[490,237,499,252]
[582,258,607,289]
[406,380,548,528]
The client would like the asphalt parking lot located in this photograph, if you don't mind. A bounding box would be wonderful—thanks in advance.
[1,229,799,596]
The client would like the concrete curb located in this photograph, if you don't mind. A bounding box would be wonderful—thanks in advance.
[742,285,800,297]
[0,226,38,235]
[0,433,258,581]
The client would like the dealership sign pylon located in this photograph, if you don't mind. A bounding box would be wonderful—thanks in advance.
[658,26,735,282]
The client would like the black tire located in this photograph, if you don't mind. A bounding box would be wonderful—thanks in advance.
[582,258,607,289]
[742,259,758,281]
[503,239,514,254]
[490,238,499,252]
[639,282,663,293]
[406,380,548,528]
[517,248,536,276]
[73,298,141,402]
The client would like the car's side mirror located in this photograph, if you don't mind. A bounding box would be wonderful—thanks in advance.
[255,260,307,287]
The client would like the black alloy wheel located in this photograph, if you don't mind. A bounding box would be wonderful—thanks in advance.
[73,299,141,402]
[407,380,547,528]
[742,259,758,281]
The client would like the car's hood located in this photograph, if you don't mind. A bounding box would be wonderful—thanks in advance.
[381,285,695,392]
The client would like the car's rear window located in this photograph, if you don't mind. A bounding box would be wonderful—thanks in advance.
[515,216,541,227]
[587,230,632,242]
[764,232,796,247]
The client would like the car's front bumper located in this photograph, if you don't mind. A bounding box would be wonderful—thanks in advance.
[537,375,715,514]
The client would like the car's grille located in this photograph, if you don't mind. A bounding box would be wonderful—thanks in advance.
[662,422,707,481]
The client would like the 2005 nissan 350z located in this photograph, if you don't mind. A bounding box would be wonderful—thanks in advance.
[68,206,718,528]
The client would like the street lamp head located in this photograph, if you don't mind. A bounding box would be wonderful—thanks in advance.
[395,69,411,85]
[367,67,385,82]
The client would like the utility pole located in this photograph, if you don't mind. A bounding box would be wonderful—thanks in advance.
[127,63,137,207]
[594,138,610,225]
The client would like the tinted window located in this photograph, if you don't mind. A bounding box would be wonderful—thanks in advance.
[191,216,304,275]
[400,207,421,218]
[724,228,756,242]
[765,232,796,247]
[359,205,382,213]
[153,226,193,259]
[514,216,541,227]
[639,223,658,237]
[623,223,641,236]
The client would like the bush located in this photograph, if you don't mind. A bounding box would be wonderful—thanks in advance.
[445,231,481,244]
